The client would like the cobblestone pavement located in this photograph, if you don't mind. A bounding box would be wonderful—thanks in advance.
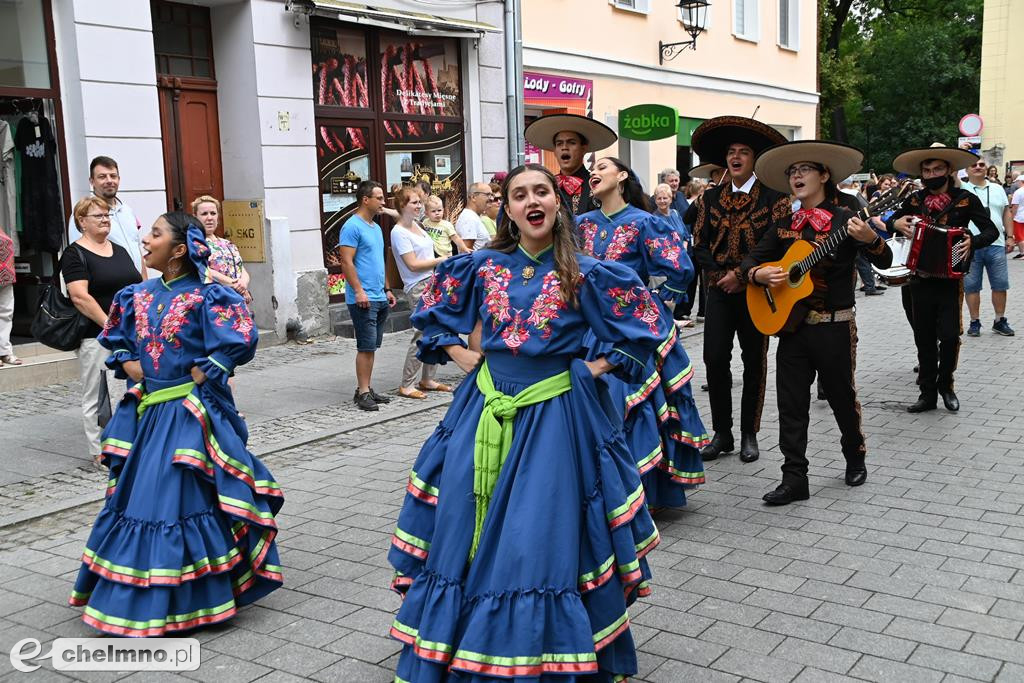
[2,277,1024,681]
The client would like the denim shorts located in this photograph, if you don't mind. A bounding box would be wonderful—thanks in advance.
[964,244,1010,294]
[348,300,389,352]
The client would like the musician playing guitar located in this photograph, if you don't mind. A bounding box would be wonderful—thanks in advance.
[887,144,999,414]
[741,141,892,506]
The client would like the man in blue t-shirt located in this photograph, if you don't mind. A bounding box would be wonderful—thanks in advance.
[339,180,397,411]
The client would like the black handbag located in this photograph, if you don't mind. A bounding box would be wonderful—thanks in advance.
[31,249,90,351]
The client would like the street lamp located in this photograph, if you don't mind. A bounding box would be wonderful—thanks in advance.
[862,103,874,171]
[659,1,710,64]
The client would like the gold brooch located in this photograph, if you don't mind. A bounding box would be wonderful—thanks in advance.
[157,303,165,314]
[599,230,608,240]
[522,265,535,282]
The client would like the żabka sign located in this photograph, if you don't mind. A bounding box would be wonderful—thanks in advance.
[618,104,679,141]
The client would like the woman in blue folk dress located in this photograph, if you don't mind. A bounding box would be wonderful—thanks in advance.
[69,212,283,636]
[576,157,709,510]
[388,165,669,682]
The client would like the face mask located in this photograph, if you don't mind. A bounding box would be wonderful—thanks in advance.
[922,175,948,191]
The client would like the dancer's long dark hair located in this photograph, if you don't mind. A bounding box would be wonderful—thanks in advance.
[490,164,581,306]
[601,157,651,212]
[161,211,200,275]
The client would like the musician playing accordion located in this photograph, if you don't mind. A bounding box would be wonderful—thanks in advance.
[887,144,999,414]
[741,141,892,506]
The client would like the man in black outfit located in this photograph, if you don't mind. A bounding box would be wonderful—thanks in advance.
[523,114,617,216]
[887,144,999,413]
[742,141,892,505]
[691,117,790,463]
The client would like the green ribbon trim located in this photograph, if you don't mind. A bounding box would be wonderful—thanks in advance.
[592,611,629,644]
[394,527,431,552]
[84,599,234,629]
[83,546,240,580]
[452,648,597,667]
[579,556,615,586]
[391,620,453,655]
[137,381,195,416]
[409,470,439,497]
[470,361,572,560]
[101,437,133,451]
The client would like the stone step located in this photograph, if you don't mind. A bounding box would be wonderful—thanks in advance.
[0,328,280,393]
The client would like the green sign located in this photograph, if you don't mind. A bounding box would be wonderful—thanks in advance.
[677,116,705,146]
[618,104,680,141]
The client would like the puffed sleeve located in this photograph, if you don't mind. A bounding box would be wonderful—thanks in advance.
[411,253,480,365]
[643,213,694,304]
[194,285,258,385]
[579,260,669,383]
[98,285,139,379]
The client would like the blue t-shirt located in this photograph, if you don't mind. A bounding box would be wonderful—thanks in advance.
[339,214,387,301]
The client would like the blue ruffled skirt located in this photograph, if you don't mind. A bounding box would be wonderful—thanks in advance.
[69,376,284,636]
[388,352,658,682]
[585,309,709,509]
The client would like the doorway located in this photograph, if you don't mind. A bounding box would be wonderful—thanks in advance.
[152,0,223,214]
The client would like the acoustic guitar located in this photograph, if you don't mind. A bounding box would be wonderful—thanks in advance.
[746,184,913,335]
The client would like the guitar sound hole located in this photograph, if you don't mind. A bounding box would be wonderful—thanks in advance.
[788,265,802,284]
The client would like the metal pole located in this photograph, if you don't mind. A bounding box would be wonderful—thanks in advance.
[504,0,524,169]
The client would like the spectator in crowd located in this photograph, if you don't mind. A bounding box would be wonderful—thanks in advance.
[0,229,17,366]
[1012,179,1024,260]
[191,195,252,304]
[390,188,452,399]
[479,182,501,237]
[963,157,1015,336]
[652,182,694,327]
[987,165,1001,185]
[455,182,492,251]
[62,196,143,466]
[654,168,689,216]
[422,195,466,257]
[339,181,397,411]
[68,156,147,278]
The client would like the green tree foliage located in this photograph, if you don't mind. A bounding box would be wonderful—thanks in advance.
[819,0,983,172]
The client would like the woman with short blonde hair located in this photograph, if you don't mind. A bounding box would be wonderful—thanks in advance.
[191,195,251,303]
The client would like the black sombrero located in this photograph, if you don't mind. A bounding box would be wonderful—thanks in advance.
[690,116,787,167]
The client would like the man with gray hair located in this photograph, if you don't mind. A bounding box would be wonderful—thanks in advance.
[455,182,493,251]
[656,168,689,217]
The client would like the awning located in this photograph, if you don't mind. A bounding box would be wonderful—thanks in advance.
[288,0,501,38]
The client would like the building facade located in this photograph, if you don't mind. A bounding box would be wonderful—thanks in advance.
[1,0,507,343]
[521,0,819,187]
[978,0,1021,174]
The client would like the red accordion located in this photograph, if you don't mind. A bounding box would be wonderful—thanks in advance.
[906,218,970,279]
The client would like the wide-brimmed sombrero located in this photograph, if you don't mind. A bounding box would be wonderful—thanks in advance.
[892,142,978,176]
[690,116,787,167]
[524,114,618,152]
[754,140,864,194]
[688,162,724,180]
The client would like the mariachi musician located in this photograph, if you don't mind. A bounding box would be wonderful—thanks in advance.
[887,144,999,413]
[523,113,618,216]
[690,116,790,463]
[741,141,892,505]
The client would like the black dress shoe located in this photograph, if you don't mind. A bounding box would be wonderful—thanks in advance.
[939,390,959,412]
[700,432,734,461]
[907,397,937,413]
[739,432,759,463]
[845,467,867,487]
[762,484,810,506]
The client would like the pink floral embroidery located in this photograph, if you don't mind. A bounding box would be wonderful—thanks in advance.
[501,310,530,353]
[101,302,122,338]
[478,259,513,329]
[160,290,204,348]
[210,303,254,344]
[526,272,567,340]
[604,223,641,262]
[578,219,599,256]
[145,339,165,371]
[608,286,661,335]
[645,232,682,269]
[421,273,463,310]
[133,290,154,342]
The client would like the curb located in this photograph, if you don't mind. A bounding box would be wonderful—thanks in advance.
[0,393,456,531]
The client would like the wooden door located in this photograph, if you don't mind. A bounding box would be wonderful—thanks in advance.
[158,79,223,213]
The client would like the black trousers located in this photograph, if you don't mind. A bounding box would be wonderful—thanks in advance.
[777,320,866,493]
[908,277,963,396]
[679,265,706,318]
[901,284,914,327]
[703,286,768,434]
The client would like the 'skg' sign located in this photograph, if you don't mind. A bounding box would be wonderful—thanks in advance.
[618,104,679,141]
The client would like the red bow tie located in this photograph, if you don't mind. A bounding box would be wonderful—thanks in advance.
[557,174,584,197]
[792,207,833,233]
[923,193,952,214]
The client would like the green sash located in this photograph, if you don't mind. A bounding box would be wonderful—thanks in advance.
[470,361,572,560]
[136,381,196,417]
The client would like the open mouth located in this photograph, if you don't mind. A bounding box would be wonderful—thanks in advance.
[525,210,545,226]
[559,153,572,163]
[589,176,601,190]
[793,181,805,190]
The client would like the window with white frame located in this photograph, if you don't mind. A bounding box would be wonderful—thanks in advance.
[679,1,712,30]
[733,0,759,41]
[610,0,650,13]
[778,0,799,49]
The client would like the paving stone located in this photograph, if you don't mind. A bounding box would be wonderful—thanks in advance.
[254,641,342,677]
[632,605,714,637]
[849,655,945,683]
[771,636,862,674]
[309,656,392,682]
[690,597,772,627]
[936,608,1024,640]
[709,648,804,683]
[883,616,972,650]
[182,654,272,683]
[323,630,402,665]
[828,626,917,661]
[906,644,1003,680]
[795,579,872,607]
[744,588,822,618]
[964,633,1024,666]
[699,621,785,656]
[647,658,740,683]
[640,631,728,667]
[757,612,841,644]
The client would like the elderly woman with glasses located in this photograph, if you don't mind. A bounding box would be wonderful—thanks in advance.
[61,196,144,467]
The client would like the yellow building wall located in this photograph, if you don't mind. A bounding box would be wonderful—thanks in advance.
[979,0,1024,170]
[522,0,819,185]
